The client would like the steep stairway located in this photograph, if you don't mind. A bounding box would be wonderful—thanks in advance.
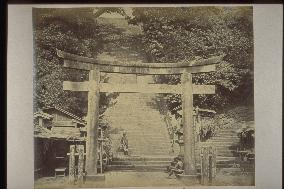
[104,93,173,156]
[106,156,173,172]
[196,126,255,175]
[104,93,174,171]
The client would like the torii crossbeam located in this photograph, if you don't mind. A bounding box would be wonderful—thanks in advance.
[57,49,222,181]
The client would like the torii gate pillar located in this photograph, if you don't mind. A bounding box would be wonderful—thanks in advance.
[181,72,197,179]
[85,67,104,180]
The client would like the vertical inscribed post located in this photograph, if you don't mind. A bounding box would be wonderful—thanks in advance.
[77,145,85,184]
[68,145,76,184]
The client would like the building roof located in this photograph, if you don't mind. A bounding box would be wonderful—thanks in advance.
[34,124,86,141]
[42,106,86,125]
[34,111,53,120]
[34,124,52,138]
[50,134,86,141]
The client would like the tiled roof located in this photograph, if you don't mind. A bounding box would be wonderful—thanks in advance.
[34,124,52,138]
[34,111,53,120]
[42,106,86,125]
[34,124,86,141]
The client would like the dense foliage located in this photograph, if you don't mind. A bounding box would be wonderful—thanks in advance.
[33,8,122,116]
[128,7,253,117]
[34,7,254,119]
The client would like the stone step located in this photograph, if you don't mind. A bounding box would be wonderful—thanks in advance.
[216,132,238,135]
[202,141,239,145]
[130,151,171,154]
[126,137,170,141]
[105,93,172,156]
[127,144,171,149]
[195,157,238,163]
[128,142,171,146]
[202,139,239,142]
[128,140,171,144]
[218,167,243,174]
[195,146,236,151]
[109,109,159,112]
[112,156,174,161]
[208,136,239,140]
[206,140,239,143]
[107,162,251,172]
[107,121,165,126]
[215,152,236,157]
[196,143,237,147]
[110,160,171,166]
[126,132,169,136]
[211,136,239,140]
[128,148,171,152]
[130,152,171,156]
[109,161,252,172]
[128,147,171,151]
[106,165,167,172]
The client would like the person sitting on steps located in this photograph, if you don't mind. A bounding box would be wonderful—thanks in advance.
[120,131,129,155]
[165,156,179,173]
[168,156,184,178]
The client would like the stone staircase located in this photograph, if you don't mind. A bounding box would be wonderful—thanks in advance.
[196,126,255,175]
[106,156,173,172]
[104,93,172,156]
[104,93,174,171]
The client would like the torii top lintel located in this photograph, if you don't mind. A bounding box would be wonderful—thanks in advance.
[57,50,223,75]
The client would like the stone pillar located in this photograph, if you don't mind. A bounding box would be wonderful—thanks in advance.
[85,67,102,180]
[68,145,76,184]
[77,145,85,184]
[181,72,197,176]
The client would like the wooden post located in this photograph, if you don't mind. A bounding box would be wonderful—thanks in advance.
[85,67,100,177]
[69,145,76,184]
[195,106,200,143]
[211,147,217,178]
[181,72,196,175]
[77,145,85,184]
[201,147,209,185]
[100,129,103,174]
[201,146,216,185]
[200,148,204,184]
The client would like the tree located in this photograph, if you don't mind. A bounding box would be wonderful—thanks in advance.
[128,7,253,117]
[33,8,124,116]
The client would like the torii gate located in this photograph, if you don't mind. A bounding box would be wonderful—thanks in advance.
[57,50,222,181]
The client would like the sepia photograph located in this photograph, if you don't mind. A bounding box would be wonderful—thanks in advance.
[32,6,256,188]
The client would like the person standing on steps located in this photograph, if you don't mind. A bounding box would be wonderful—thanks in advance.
[120,131,129,155]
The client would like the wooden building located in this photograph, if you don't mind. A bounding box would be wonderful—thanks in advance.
[34,107,86,179]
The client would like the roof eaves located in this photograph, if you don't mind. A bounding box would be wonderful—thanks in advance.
[43,106,84,122]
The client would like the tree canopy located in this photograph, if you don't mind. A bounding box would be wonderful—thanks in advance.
[128,7,253,117]
[33,8,123,116]
[33,7,254,119]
